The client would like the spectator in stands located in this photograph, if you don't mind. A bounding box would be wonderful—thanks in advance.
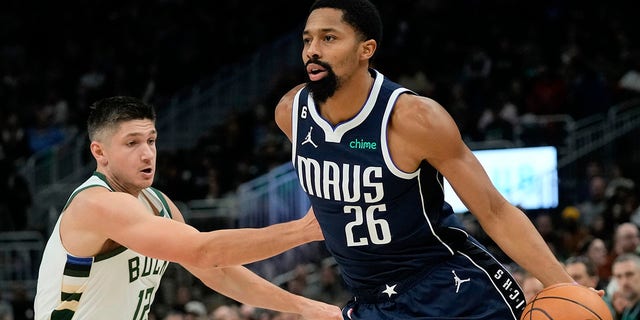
[575,160,606,203]
[603,177,638,230]
[576,175,609,232]
[612,223,640,259]
[564,255,606,291]
[559,206,591,259]
[42,90,71,129]
[603,223,640,291]
[610,288,630,320]
[163,310,186,320]
[238,304,258,320]
[170,285,194,315]
[184,300,208,320]
[604,279,631,320]
[580,237,612,284]
[210,305,241,320]
[25,107,66,155]
[606,164,636,201]
[476,102,515,142]
[610,254,640,319]
[0,112,30,163]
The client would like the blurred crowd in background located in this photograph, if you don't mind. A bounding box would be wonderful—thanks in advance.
[1,0,640,319]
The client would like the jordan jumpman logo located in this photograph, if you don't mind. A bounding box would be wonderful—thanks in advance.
[452,270,470,293]
[301,126,318,148]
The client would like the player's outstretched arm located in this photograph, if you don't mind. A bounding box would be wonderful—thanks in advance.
[65,188,323,269]
[185,265,343,320]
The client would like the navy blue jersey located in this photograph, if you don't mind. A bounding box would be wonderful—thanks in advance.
[291,69,469,291]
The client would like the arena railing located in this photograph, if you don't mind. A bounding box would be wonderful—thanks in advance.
[0,231,45,300]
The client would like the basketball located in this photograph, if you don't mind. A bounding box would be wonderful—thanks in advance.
[520,283,613,320]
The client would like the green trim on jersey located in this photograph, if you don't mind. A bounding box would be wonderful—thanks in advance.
[93,171,110,186]
[94,245,127,262]
[51,309,74,320]
[60,292,82,301]
[62,268,91,278]
[62,172,112,211]
[150,187,173,219]
[62,260,91,277]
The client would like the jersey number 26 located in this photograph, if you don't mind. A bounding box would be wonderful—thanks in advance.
[344,204,391,246]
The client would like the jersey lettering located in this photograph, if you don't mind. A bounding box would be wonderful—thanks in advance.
[349,138,377,150]
[296,156,383,203]
[128,257,169,283]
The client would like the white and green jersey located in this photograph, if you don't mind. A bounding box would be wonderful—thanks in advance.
[34,172,172,320]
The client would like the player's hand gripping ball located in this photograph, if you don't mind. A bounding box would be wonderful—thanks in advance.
[521,283,613,320]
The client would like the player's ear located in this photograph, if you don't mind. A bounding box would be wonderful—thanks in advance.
[361,39,377,60]
[90,141,108,166]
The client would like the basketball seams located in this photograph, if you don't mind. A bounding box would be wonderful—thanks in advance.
[528,296,604,320]
[521,284,612,320]
[522,308,552,320]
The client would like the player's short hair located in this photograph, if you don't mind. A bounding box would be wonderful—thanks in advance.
[310,0,383,46]
[87,96,156,141]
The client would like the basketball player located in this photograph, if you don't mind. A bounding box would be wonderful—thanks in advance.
[34,96,342,320]
[273,0,577,318]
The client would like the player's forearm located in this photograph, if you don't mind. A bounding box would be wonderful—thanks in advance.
[197,217,318,268]
[200,266,316,314]
[481,205,573,287]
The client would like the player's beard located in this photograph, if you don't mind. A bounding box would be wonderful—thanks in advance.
[306,60,338,105]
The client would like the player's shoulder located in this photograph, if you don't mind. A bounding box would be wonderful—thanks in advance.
[394,94,449,124]
[275,83,307,129]
[60,186,114,232]
[71,185,111,203]
[276,83,306,109]
[65,186,119,214]
[389,93,462,150]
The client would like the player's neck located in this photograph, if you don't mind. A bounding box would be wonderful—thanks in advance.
[97,169,144,197]
[319,69,374,125]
